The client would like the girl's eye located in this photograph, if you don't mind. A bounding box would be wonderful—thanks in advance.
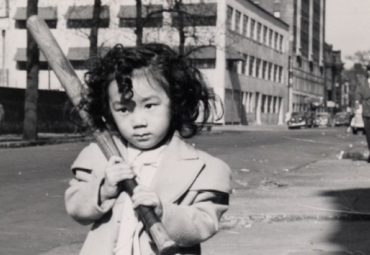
[119,107,128,113]
[145,103,157,110]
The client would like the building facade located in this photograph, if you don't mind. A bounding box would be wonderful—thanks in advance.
[223,0,289,125]
[0,0,289,125]
[255,0,326,112]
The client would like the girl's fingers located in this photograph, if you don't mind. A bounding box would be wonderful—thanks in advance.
[107,156,123,165]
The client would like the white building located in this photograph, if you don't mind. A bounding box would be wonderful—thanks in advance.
[0,0,289,125]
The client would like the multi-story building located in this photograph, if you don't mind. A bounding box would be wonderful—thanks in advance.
[324,43,345,111]
[223,0,289,124]
[255,0,326,112]
[0,0,289,125]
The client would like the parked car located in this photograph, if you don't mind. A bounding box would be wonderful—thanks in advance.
[334,112,351,126]
[315,112,332,127]
[350,104,365,135]
[287,112,314,129]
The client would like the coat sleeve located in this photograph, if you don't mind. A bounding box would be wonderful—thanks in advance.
[64,143,117,225]
[160,156,231,247]
[161,190,229,247]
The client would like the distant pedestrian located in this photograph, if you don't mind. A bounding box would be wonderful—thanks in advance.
[354,64,370,162]
[65,44,231,255]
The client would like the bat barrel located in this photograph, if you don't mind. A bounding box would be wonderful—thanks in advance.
[27,15,177,254]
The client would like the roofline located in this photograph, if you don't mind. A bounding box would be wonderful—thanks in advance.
[244,0,289,28]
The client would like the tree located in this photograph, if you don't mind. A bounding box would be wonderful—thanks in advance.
[23,0,39,141]
[132,0,218,57]
[136,0,143,46]
[89,0,101,58]
[346,50,370,67]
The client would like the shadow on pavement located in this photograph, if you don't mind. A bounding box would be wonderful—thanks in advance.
[320,188,370,253]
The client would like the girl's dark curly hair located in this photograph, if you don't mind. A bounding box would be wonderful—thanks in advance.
[80,43,222,139]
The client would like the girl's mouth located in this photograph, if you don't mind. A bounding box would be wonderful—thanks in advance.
[134,133,150,140]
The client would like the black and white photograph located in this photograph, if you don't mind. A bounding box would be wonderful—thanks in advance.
[1,0,370,254]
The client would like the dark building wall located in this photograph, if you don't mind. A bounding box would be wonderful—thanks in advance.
[0,87,78,134]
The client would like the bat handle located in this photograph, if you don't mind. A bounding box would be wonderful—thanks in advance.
[123,179,177,255]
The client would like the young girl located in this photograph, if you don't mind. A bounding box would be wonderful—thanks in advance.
[65,43,231,255]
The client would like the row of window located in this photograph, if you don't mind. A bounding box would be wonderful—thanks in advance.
[227,55,284,84]
[293,78,323,95]
[226,5,284,53]
[228,90,281,115]
[14,4,217,29]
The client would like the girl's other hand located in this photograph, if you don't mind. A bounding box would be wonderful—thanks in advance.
[100,156,135,203]
[131,185,163,218]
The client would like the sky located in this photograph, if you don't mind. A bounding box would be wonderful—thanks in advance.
[326,0,370,69]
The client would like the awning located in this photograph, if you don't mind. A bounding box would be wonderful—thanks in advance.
[13,7,57,20]
[186,46,216,59]
[172,3,217,17]
[13,48,47,61]
[65,5,109,20]
[67,47,111,60]
[226,48,243,60]
[117,5,163,18]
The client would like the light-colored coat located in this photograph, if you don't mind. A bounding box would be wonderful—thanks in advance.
[65,134,231,255]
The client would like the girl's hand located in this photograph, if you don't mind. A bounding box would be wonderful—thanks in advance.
[131,185,163,218]
[100,156,135,203]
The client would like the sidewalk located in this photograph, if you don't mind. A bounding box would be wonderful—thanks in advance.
[0,133,93,149]
[0,124,285,149]
[202,155,370,255]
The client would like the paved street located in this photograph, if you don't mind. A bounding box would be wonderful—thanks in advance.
[1,126,370,255]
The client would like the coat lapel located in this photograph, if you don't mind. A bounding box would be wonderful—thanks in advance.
[151,134,205,203]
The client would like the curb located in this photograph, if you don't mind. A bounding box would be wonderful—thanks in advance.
[0,136,94,149]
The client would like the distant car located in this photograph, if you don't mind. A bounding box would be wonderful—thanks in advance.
[315,112,331,127]
[350,104,365,135]
[287,112,314,129]
[334,112,351,126]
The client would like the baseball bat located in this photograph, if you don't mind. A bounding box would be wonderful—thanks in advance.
[26,15,177,255]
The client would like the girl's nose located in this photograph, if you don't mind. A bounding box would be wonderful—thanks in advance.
[132,110,147,128]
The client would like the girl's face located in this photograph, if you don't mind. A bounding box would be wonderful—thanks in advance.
[108,76,171,150]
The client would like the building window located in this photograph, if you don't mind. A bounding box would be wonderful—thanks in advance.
[262,61,267,79]
[279,35,284,52]
[226,60,238,72]
[256,58,261,78]
[65,5,110,28]
[172,3,217,27]
[279,66,283,83]
[249,56,255,76]
[243,54,249,75]
[263,26,268,45]
[274,32,279,49]
[257,22,262,42]
[14,7,58,29]
[119,5,163,28]
[250,19,255,39]
[242,15,248,36]
[241,54,247,74]
[227,6,233,30]
[273,11,280,18]
[261,95,266,113]
[268,62,272,80]
[190,59,215,69]
[274,64,278,82]
[234,10,241,33]
[17,61,51,70]
[269,29,273,47]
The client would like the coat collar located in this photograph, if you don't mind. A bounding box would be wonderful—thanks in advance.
[150,133,205,203]
[113,133,205,203]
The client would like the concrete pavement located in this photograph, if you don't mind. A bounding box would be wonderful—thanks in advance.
[2,126,370,255]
